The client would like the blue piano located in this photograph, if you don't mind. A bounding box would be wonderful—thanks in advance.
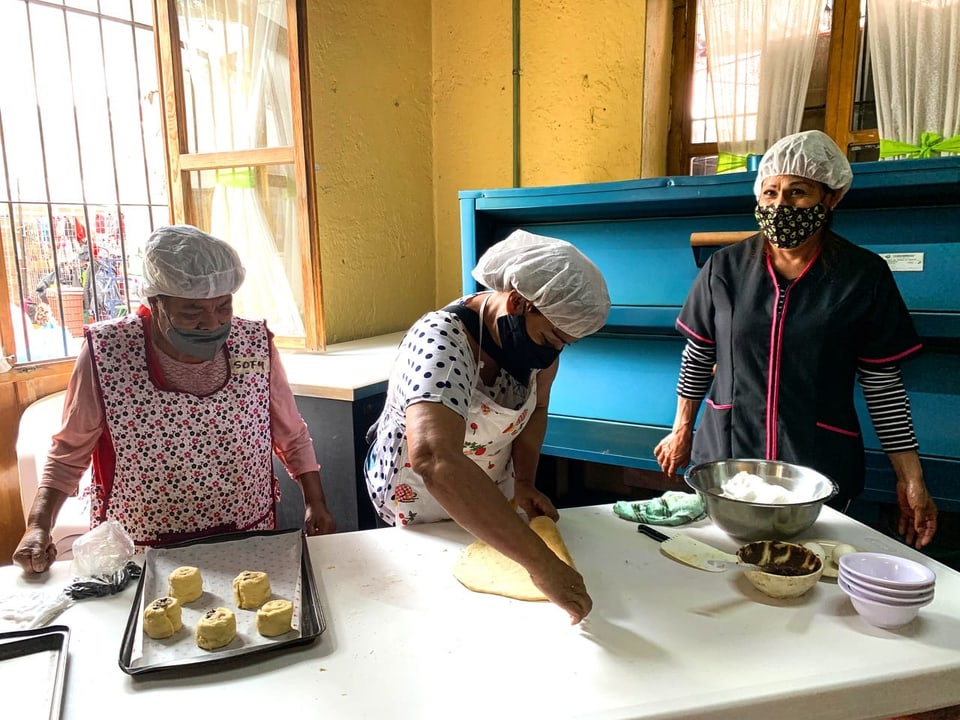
[459,157,960,511]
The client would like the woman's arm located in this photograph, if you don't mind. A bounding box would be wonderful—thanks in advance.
[857,362,937,548]
[654,338,713,477]
[509,361,559,520]
[406,400,591,623]
[888,450,937,549]
[269,343,335,534]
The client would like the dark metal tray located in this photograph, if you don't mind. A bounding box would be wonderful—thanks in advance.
[0,625,70,719]
[118,528,325,675]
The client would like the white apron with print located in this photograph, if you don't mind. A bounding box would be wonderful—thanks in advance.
[391,378,538,526]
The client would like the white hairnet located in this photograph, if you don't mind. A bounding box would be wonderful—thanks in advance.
[471,229,611,338]
[141,225,245,299]
[753,130,854,201]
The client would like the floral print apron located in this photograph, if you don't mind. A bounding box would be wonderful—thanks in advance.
[86,315,277,546]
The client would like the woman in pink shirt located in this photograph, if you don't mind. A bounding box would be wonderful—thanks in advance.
[15,225,335,573]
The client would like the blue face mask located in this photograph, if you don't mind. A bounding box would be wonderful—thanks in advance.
[164,321,231,361]
[496,313,561,382]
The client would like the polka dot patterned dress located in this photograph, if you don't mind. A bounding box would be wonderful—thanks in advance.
[365,299,537,526]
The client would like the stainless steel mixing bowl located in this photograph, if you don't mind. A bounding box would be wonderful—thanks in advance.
[684,459,839,541]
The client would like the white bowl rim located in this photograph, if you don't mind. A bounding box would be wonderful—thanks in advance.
[838,552,936,587]
[838,574,934,606]
[837,569,936,600]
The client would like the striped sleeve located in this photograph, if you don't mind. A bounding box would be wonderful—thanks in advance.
[857,362,918,453]
[677,338,716,400]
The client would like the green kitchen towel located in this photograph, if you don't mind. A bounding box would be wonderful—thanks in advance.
[613,491,705,526]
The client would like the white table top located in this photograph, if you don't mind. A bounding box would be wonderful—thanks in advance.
[2,505,959,720]
[278,331,403,400]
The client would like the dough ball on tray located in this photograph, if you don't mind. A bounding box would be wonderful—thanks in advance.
[195,607,237,650]
[167,565,203,603]
[256,599,294,637]
[143,596,183,639]
[232,570,272,609]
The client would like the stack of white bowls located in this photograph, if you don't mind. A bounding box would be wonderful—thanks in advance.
[837,552,936,628]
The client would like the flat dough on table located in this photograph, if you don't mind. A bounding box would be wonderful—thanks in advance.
[453,516,575,601]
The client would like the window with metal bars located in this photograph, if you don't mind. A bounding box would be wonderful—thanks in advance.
[0,0,168,363]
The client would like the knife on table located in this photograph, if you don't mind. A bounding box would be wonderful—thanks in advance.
[638,523,741,572]
[637,524,671,542]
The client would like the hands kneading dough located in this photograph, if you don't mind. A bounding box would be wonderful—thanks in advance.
[453,516,576,601]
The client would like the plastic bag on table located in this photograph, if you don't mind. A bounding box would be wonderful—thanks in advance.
[71,519,135,576]
[67,520,141,600]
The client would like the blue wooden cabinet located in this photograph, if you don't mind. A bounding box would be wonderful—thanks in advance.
[459,157,960,509]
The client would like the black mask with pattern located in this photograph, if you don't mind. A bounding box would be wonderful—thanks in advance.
[755,203,827,249]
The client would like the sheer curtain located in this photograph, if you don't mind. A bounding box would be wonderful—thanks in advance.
[868,0,960,160]
[703,0,823,172]
[179,0,304,337]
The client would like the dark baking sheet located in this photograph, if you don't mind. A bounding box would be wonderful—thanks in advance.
[0,625,70,719]
[118,528,324,675]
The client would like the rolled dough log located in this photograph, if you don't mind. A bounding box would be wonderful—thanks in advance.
[453,516,575,601]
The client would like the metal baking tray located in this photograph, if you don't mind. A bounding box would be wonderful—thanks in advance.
[118,528,325,675]
[0,625,70,719]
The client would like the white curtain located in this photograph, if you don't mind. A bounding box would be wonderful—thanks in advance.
[702,0,823,171]
[868,0,960,159]
[179,0,304,337]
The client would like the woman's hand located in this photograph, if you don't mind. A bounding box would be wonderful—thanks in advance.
[528,557,593,624]
[13,527,58,574]
[896,477,937,549]
[888,451,937,549]
[303,499,337,536]
[513,483,559,522]
[298,471,336,535]
[654,428,693,478]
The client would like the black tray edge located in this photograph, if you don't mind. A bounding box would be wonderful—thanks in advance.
[117,528,325,676]
[0,624,70,720]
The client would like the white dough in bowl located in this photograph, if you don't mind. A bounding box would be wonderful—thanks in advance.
[721,471,807,504]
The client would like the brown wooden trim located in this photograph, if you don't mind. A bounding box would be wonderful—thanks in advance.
[824,0,865,155]
[0,222,14,361]
[154,0,187,223]
[0,358,76,385]
[690,231,755,247]
[667,0,697,176]
[290,0,325,350]
[178,147,296,171]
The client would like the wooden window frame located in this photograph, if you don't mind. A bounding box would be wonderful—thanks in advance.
[154,0,325,350]
[667,0,879,176]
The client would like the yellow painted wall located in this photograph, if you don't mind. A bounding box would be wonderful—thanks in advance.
[308,1,670,341]
[306,0,435,343]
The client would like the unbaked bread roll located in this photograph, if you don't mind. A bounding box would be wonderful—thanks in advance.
[142,596,183,639]
[453,516,575,601]
[232,570,272,609]
[256,599,294,637]
[195,607,237,650]
[167,565,203,603]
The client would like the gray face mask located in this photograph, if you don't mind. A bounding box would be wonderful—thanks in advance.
[164,321,231,361]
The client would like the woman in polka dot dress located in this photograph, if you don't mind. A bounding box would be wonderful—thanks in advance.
[364,230,610,623]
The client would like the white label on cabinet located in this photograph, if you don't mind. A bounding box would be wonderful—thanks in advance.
[879,252,924,272]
